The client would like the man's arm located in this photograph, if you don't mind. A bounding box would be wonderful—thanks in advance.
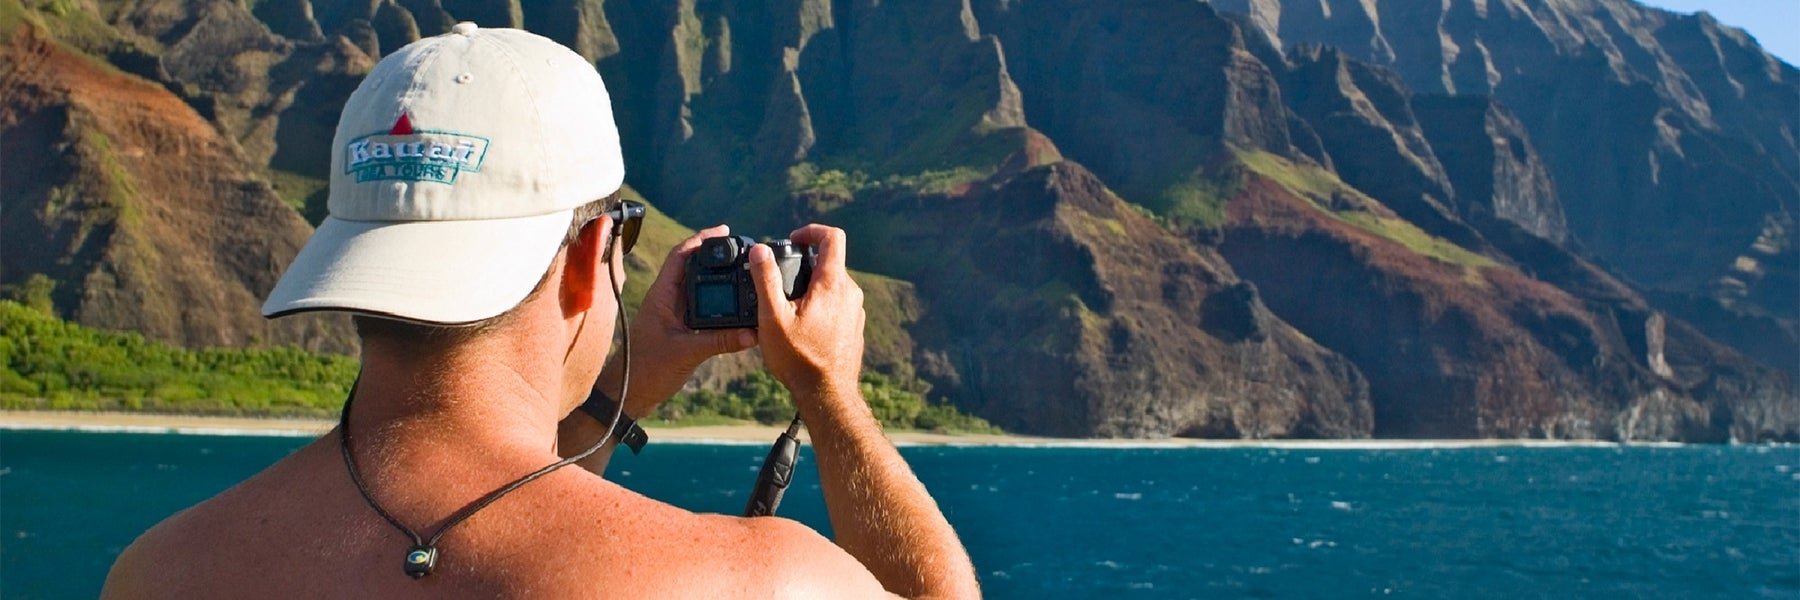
[748,225,981,599]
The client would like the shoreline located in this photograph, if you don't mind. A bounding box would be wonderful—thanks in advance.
[0,410,1687,448]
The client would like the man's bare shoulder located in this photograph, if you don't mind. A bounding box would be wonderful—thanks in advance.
[99,465,282,597]
[100,501,194,598]
[100,439,352,598]
[738,516,901,598]
[535,471,895,597]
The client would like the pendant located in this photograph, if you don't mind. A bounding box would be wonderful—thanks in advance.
[404,545,438,578]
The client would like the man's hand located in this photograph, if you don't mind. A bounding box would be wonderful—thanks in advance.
[602,225,758,416]
[748,224,867,402]
[558,225,756,463]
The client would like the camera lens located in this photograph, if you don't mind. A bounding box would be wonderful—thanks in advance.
[765,240,797,259]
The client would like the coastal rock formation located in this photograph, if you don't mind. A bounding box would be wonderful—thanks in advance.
[837,162,1372,438]
[1207,0,1800,368]
[1218,152,1791,441]
[3,0,1793,440]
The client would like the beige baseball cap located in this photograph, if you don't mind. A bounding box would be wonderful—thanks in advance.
[263,23,624,324]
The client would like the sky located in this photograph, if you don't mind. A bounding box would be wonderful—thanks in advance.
[1636,0,1799,66]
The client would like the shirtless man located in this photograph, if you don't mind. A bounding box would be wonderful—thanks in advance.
[101,24,979,599]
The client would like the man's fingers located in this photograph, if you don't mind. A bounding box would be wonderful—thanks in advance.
[651,225,731,298]
[670,225,731,260]
[747,244,795,325]
[663,225,731,279]
[789,224,848,277]
[673,327,756,357]
[712,328,757,355]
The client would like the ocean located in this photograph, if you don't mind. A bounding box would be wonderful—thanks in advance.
[1,430,1795,598]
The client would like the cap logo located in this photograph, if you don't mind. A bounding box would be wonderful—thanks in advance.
[344,114,490,185]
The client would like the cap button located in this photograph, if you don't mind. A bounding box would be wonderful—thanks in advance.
[451,22,478,36]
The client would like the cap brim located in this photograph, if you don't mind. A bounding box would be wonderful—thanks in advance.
[262,211,572,324]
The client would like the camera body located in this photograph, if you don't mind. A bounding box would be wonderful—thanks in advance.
[684,236,815,329]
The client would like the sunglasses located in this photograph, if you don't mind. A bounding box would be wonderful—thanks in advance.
[605,200,646,256]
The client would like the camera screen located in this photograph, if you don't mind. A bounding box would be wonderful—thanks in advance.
[694,282,738,318]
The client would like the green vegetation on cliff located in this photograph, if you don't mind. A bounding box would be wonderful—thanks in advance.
[2,0,115,50]
[1144,169,1236,229]
[0,300,358,416]
[1236,150,1497,273]
[0,300,998,432]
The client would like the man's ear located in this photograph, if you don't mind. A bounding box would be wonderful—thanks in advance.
[560,215,613,316]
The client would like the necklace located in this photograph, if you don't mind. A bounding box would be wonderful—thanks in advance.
[338,254,632,579]
[337,381,624,578]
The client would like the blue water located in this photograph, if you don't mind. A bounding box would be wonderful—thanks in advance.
[2,431,1796,598]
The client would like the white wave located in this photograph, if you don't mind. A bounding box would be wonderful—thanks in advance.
[640,438,772,447]
[899,438,1653,450]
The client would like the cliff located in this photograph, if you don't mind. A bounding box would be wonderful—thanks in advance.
[835,161,1372,438]
[1219,151,1791,441]
[0,15,353,353]
[1208,0,1800,372]
[3,0,1792,441]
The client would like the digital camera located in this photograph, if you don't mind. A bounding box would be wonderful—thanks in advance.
[684,236,815,329]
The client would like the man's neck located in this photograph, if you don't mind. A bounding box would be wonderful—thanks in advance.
[347,340,568,460]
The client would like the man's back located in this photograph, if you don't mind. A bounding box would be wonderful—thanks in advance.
[105,433,870,598]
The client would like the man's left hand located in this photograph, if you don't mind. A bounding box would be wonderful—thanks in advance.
[593,224,757,419]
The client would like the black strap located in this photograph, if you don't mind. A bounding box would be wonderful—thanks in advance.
[579,387,648,454]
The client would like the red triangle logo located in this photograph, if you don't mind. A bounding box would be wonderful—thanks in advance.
[389,113,414,135]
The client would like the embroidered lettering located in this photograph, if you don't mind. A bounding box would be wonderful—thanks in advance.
[342,120,490,185]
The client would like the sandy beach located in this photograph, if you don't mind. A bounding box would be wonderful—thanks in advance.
[0,410,1649,448]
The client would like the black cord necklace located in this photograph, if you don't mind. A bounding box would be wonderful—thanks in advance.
[338,256,632,579]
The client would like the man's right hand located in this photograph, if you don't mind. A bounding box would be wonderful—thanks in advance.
[748,224,867,402]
